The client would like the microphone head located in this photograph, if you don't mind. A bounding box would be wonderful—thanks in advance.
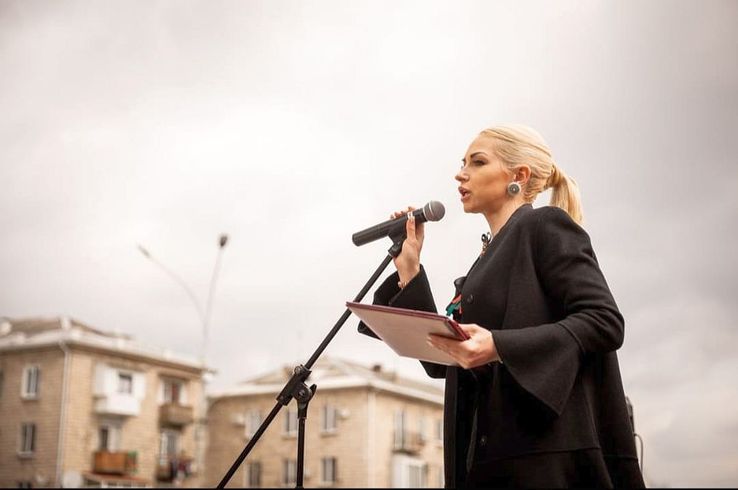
[423,200,445,222]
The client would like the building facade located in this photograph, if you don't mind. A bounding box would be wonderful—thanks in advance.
[0,317,207,488]
[205,357,445,488]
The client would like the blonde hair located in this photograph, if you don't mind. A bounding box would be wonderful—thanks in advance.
[479,124,583,225]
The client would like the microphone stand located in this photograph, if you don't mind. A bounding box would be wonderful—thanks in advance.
[217,230,406,488]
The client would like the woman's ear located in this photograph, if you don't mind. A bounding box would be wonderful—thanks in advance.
[515,165,531,185]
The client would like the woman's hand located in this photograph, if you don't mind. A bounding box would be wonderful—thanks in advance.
[391,206,425,286]
[427,323,500,369]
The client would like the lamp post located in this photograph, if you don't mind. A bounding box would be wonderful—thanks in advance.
[137,234,228,364]
[138,234,229,484]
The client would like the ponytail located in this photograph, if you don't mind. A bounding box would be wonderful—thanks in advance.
[546,164,583,225]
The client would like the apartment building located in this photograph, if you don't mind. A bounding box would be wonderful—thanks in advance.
[205,357,445,488]
[0,317,207,488]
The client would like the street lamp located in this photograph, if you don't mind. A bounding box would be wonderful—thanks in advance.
[137,234,228,484]
[137,234,228,365]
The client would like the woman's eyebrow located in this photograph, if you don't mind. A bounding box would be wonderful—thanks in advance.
[462,151,487,163]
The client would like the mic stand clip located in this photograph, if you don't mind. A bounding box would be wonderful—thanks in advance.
[275,365,317,489]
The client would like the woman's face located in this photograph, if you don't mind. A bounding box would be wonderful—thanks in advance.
[455,135,514,215]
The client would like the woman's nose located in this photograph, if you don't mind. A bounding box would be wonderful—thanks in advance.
[455,169,468,182]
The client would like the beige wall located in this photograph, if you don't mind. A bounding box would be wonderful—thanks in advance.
[0,347,65,488]
[205,387,373,488]
[204,389,367,487]
[372,391,444,488]
[1,344,205,488]
[205,386,443,488]
[62,347,204,486]
[204,392,270,487]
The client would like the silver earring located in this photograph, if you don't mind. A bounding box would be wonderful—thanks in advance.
[507,181,521,196]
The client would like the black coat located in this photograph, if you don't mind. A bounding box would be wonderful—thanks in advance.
[358,204,644,488]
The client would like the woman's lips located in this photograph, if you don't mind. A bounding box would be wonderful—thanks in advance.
[459,187,470,201]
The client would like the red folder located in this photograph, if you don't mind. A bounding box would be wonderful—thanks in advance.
[347,301,469,366]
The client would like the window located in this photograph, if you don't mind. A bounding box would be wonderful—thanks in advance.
[435,419,443,443]
[391,454,428,487]
[19,423,36,454]
[117,372,133,394]
[98,422,121,452]
[282,459,296,486]
[393,410,406,449]
[245,410,263,439]
[321,457,337,485]
[283,408,297,436]
[21,366,40,399]
[162,378,184,404]
[159,430,180,464]
[99,426,111,451]
[408,463,428,487]
[418,416,426,443]
[245,461,262,488]
[321,405,337,433]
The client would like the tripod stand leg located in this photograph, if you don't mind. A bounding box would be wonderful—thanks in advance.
[295,384,316,488]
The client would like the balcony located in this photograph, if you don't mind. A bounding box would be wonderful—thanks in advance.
[92,451,138,476]
[94,393,141,416]
[159,403,194,426]
[157,456,194,482]
[393,431,426,455]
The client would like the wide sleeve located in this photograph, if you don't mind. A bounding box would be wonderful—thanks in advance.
[492,207,625,416]
[356,266,447,379]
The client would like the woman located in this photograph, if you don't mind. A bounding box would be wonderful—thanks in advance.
[358,125,645,487]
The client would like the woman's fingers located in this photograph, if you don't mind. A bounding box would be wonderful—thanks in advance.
[391,206,415,220]
[427,333,461,354]
[405,211,417,241]
[388,206,423,248]
[389,206,424,285]
[427,324,498,369]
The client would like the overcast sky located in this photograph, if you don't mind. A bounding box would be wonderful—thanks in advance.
[1,0,737,486]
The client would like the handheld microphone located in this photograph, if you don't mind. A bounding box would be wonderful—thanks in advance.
[352,201,445,246]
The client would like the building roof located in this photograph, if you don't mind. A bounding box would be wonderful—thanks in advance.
[208,356,444,405]
[0,316,207,372]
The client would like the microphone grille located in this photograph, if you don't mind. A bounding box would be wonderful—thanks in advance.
[423,200,446,222]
